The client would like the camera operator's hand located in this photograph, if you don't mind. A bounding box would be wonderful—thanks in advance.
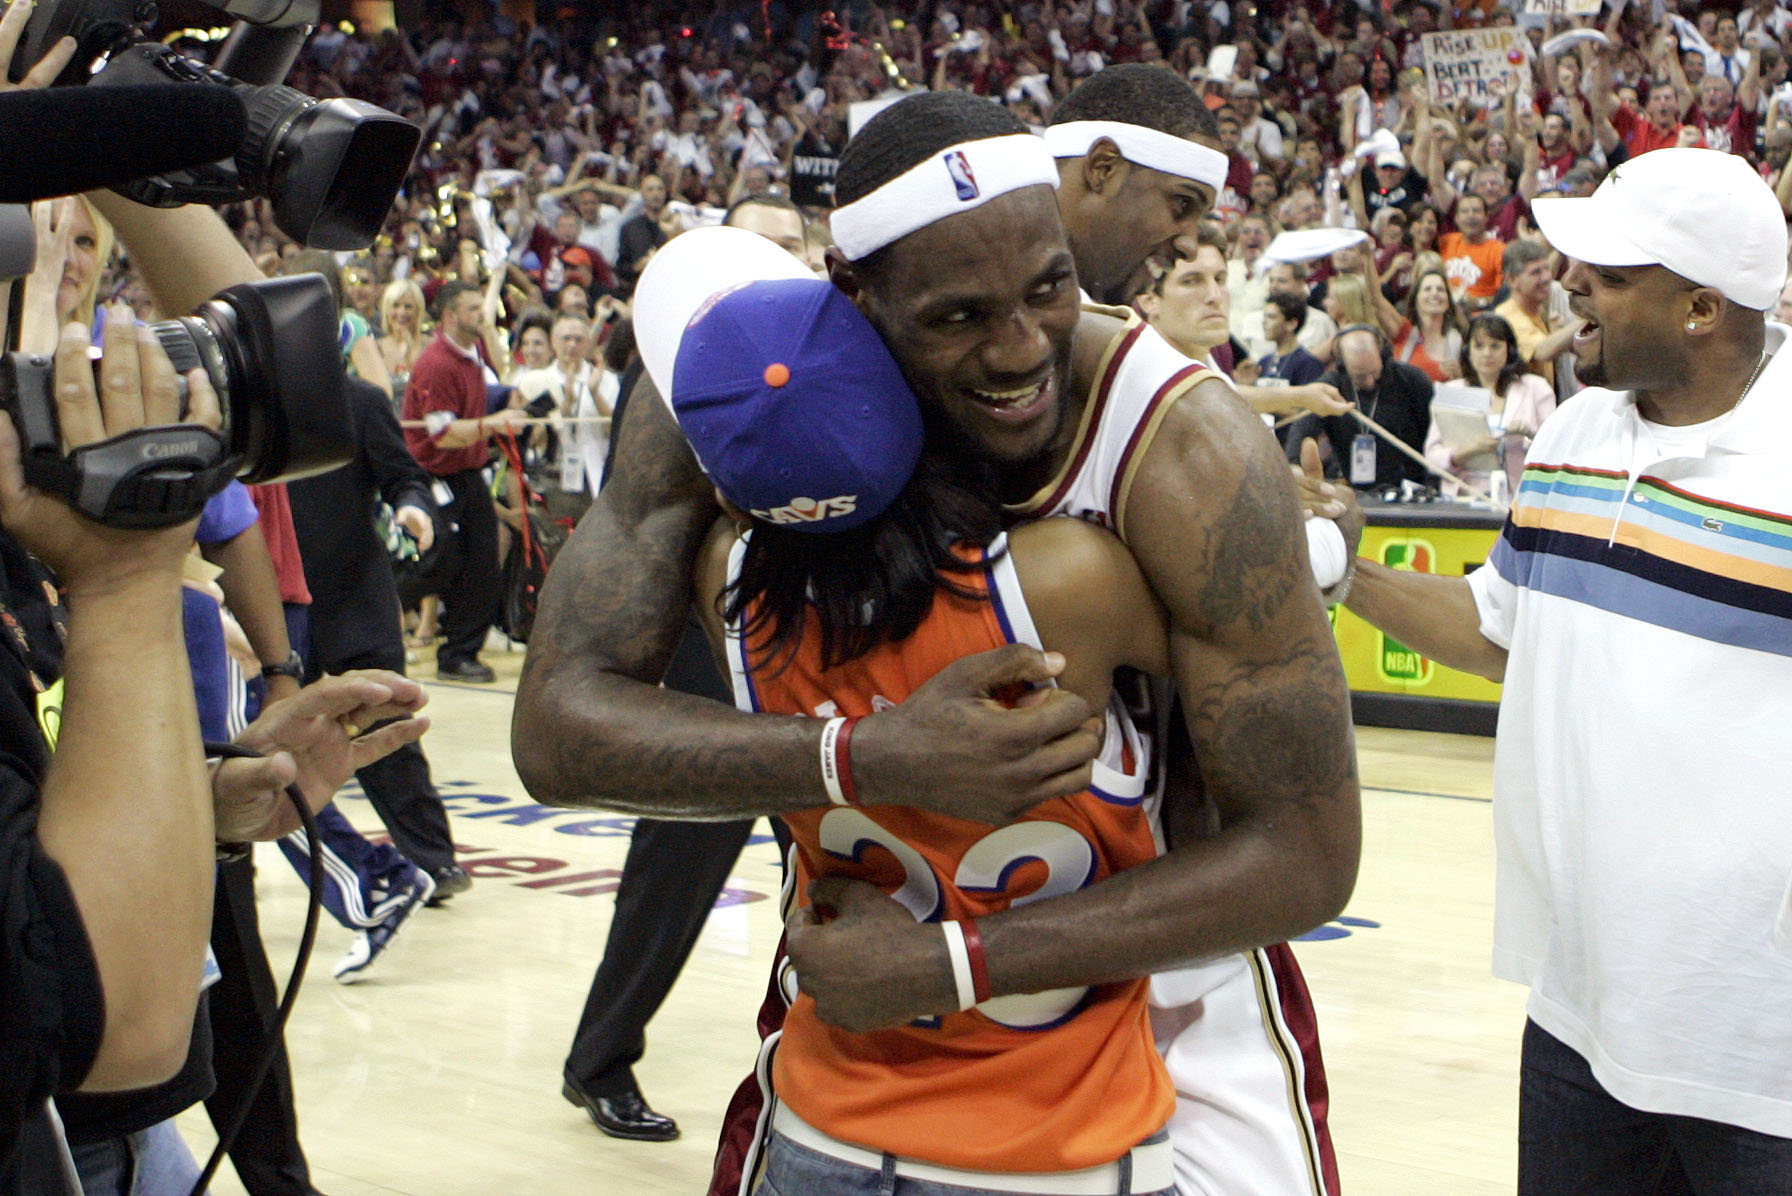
[217,670,430,841]
[0,0,77,92]
[0,308,220,592]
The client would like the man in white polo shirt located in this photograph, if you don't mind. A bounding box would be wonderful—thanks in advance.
[1336,147,1792,1191]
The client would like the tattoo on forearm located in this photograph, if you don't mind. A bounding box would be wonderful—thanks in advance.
[1188,634,1358,817]
[515,382,754,811]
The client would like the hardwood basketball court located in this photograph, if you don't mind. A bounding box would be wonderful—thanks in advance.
[178,647,1524,1195]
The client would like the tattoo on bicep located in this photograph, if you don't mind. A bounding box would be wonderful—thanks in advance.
[1188,458,1306,637]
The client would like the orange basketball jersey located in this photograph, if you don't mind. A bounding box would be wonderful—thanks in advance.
[723,532,1173,1173]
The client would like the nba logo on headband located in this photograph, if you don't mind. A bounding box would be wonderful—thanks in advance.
[829,132,1060,260]
[944,150,980,201]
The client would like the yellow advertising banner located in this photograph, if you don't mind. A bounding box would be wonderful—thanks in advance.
[1332,521,1504,705]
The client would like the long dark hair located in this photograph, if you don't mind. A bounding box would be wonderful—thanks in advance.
[1461,313,1527,398]
[724,455,1006,673]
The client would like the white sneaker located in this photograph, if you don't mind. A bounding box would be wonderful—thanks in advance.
[334,867,436,984]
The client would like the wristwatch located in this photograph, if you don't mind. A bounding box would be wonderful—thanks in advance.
[260,650,304,682]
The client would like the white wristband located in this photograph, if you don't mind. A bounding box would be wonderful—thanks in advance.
[940,920,977,1012]
[818,717,849,806]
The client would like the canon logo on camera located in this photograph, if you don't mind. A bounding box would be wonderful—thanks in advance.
[142,439,207,459]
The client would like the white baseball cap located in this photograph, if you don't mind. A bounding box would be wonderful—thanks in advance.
[1531,148,1788,312]
[633,225,812,401]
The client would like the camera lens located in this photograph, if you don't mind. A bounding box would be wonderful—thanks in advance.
[148,274,353,482]
[237,85,420,249]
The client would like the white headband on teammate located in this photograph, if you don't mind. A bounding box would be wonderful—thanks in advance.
[830,133,1061,261]
[1042,120,1230,194]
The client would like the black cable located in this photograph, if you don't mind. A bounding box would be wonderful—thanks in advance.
[187,742,325,1196]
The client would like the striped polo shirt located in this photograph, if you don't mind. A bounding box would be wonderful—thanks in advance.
[1467,322,1792,1136]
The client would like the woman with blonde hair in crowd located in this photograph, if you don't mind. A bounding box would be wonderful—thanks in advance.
[1322,271,1377,332]
[1308,242,1380,362]
[378,278,430,401]
[19,196,114,352]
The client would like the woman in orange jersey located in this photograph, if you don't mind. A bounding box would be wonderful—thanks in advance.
[664,263,1180,1196]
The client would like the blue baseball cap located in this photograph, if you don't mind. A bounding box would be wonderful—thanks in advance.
[668,274,923,533]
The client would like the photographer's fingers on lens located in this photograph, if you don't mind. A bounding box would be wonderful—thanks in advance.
[52,323,103,451]
[138,326,181,428]
[0,1,77,92]
[98,303,144,434]
[0,0,27,69]
[184,369,221,432]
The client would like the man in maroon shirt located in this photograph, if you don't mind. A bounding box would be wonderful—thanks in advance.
[401,281,526,683]
[1605,78,1706,158]
[1686,73,1760,157]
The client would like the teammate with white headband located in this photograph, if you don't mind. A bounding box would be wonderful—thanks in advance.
[1042,64,1236,303]
[833,64,1233,308]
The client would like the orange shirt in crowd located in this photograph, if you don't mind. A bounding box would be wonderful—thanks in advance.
[1438,232,1507,301]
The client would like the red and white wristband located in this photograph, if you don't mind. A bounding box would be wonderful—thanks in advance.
[940,919,993,1011]
[818,715,861,806]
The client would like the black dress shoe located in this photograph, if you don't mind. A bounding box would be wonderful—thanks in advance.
[425,864,472,907]
[437,658,496,683]
[562,1081,680,1142]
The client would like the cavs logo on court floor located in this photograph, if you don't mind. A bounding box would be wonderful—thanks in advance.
[1377,538,1436,685]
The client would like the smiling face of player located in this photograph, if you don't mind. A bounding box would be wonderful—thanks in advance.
[1060,140,1216,298]
[835,186,1081,490]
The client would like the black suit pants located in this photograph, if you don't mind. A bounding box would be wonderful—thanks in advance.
[205,855,315,1196]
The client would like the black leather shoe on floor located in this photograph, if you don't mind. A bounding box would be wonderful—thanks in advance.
[425,864,472,907]
[562,1082,680,1142]
[437,658,496,683]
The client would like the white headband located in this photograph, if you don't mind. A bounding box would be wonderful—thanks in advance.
[830,133,1061,261]
[1042,121,1230,194]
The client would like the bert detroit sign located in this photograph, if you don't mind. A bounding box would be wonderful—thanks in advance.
[1421,28,1529,106]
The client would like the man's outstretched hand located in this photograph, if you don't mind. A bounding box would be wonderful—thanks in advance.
[215,670,429,841]
[1292,436,1364,557]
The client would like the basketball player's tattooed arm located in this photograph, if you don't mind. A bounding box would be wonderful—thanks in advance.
[788,382,1363,1029]
[983,381,1362,986]
[512,376,1100,820]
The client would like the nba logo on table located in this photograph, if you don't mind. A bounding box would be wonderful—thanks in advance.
[944,151,979,201]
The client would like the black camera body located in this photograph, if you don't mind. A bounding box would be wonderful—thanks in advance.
[7,0,419,249]
[0,275,354,528]
[95,43,419,250]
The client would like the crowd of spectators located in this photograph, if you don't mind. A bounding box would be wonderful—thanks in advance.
[84,0,1792,646]
[156,1,1778,320]
[14,0,1788,1181]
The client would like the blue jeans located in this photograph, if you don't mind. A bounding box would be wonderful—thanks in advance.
[70,1119,208,1196]
[1519,1020,1792,1196]
[752,1130,1173,1196]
